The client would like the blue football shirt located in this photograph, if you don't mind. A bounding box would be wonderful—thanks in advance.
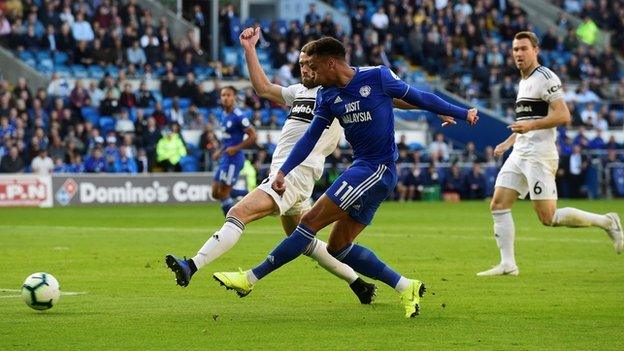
[314,66,411,165]
[220,108,251,154]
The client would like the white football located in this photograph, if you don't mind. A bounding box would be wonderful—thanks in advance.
[21,272,60,310]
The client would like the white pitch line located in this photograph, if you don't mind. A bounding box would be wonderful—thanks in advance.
[0,225,610,245]
[0,288,87,298]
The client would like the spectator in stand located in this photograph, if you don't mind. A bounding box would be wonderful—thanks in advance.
[127,40,146,67]
[0,145,24,173]
[464,163,486,199]
[304,3,321,26]
[114,145,138,173]
[84,146,106,172]
[136,81,155,108]
[199,123,219,171]
[396,164,421,201]
[151,101,167,128]
[168,97,184,126]
[428,133,450,162]
[442,163,464,200]
[99,89,120,116]
[179,72,200,104]
[160,71,179,99]
[71,11,94,42]
[119,83,137,108]
[156,127,186,172]
[396,134,409,151]
[31,149,54,174]
[116,110,135,134]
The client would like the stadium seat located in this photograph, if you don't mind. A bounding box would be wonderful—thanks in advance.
[53,51,69,65]
[180,155,199,172]
[81,107,99,125]
[35,50,52,62]
[99,116,115,134]
[18,50,34,61]
[88,66,106,79]
[162,98,173,110]
[178,98,192,109]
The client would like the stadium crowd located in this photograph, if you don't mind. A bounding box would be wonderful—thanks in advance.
[0,1,624,199]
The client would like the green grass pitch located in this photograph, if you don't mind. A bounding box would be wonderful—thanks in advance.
[1,200,623,350]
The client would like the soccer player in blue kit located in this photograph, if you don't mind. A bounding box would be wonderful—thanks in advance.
[212,86,257,215]
[214,37,478,317]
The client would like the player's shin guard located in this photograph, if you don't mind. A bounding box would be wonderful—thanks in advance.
[250,224,315,280]
[331,243,403,290]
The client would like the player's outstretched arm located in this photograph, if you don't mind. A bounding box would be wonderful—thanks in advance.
[272,116,329,195]
[392,99,456,126]
[381,67,478,125]
[509,98,570,134]
[240,27,285,104]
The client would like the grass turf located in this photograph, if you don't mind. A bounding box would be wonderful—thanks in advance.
[0,200,623,350]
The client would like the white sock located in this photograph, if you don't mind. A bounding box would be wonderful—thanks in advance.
[304,239,358,284]
[394,276,411,293]
[552,207,612,229]
[492,209,516,268]
[191,217,244,270]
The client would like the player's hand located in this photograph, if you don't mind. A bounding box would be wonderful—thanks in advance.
[493,142,510,157]
[440,115,457,127]
[466,108,479,126]
[239,27,260,50]
[225,146,238,156]
[509,120,535,134]
[271,171,286,196]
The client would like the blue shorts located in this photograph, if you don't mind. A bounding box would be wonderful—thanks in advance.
[326,160,397,225]
[214,154,244,186]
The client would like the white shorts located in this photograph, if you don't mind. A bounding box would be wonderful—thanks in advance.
[257,165,316,216]
[495,153,559,200]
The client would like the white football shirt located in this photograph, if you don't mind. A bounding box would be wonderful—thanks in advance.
[512,66,564,160]
[272,84,342,180]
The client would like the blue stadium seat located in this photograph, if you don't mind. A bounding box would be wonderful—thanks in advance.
[72,65,88,78]
[99,116,115,133]
[54,65,71,77]
[35,50,51,62]
[88,65,105,79]
[180,155,199,172]
[81,106,99,125]
[18,50,34,61]
[162,97,173,110]
[53,51,69,65]
[178,98,192,109]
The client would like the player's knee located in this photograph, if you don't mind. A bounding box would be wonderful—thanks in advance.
[490,198,510,212]
[227,203,244,220]
[537,210,556,226]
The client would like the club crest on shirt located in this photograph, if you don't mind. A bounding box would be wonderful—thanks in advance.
[359,85,371,97]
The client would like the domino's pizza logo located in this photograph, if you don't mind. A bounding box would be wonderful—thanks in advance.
[55,178,78,206]
[359,85,371,97]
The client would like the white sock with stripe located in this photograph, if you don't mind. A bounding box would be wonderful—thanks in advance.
[192,217,244,270]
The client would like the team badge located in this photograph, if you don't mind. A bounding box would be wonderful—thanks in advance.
[359,85,371,97]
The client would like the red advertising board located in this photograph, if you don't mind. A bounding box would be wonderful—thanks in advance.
[0,175,53,207]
